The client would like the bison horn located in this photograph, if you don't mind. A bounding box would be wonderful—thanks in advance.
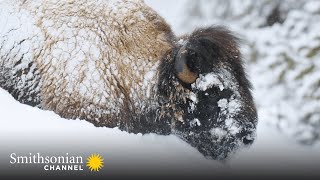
[175,44,198,84]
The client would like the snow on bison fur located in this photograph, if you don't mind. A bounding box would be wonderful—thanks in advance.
[0,0,257,160]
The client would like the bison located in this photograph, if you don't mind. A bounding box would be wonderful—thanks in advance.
[0,0,257,160]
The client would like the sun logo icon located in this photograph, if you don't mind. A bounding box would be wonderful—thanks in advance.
[86,153,104,172]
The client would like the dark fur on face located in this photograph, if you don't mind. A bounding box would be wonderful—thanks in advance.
[158,26,258,160]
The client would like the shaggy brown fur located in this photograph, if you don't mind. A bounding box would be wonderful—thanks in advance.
[1,0,173,128]
[0,0,257,160]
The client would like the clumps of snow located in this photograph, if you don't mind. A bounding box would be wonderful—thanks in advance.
[216,95,243,135]
[193,73,224,91]
[225,118,241,134]
[192,69,240,96]
[190,118,201,127]
[226,98,242,115]
[210,128,227,141]
[144,69,156,84]
[177,38,186,45]
[187,92,198,113]
[188,92,198,103]
[218,96,242,119]
[217,99,228,109]
[143,63,158,98]
[188,101,196,113]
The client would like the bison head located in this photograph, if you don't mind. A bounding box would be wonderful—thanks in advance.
[158,27,258,160]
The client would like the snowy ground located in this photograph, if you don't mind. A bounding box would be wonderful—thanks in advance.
[1,79,320,177]
[1,0,320,178]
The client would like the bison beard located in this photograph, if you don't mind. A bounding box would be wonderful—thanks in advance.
[0,0,257,160]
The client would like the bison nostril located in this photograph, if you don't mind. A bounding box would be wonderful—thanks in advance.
[242,137,254,145]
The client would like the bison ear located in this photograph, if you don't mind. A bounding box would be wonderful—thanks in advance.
[174,43,198,84]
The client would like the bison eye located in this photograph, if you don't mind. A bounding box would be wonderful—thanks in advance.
[175,44,198,84]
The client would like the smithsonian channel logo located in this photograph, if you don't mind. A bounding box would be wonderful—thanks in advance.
[9,153,104,172]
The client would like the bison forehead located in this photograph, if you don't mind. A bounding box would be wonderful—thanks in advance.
[6,0,173,119]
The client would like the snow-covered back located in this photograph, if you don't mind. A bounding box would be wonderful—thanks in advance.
[0,0,172,123]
